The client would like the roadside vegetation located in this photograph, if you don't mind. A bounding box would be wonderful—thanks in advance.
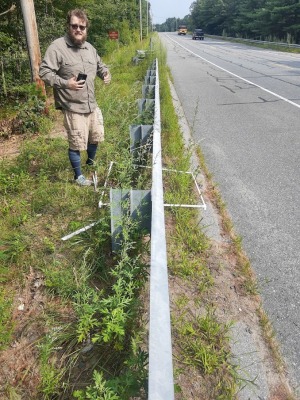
[0,38,154,399]
[0,32,246,398]
[0,1,249,398]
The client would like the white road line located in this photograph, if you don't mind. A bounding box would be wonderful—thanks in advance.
[167,35,300,110]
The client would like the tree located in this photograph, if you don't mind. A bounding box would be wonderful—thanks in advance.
[190,0,227,35]
[262,0,300,42]
[189,0,300,42]
[232,0,266,38]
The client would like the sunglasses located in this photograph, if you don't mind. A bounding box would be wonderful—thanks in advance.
[70,24,86,31]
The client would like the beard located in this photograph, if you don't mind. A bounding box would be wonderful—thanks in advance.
[68,30,87,46]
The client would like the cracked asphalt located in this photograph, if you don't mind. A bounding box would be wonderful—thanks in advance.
[160,33,300,395]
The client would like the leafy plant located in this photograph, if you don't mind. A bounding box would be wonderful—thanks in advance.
[73,287,102,343]
[73,371,120,400]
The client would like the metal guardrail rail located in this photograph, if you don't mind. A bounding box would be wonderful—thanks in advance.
[207,34,300,48]
[119,57,205,398]
[61,57,176,398]
[148,59,175,400]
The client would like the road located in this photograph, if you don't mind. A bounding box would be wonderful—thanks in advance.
[160,33,300,392]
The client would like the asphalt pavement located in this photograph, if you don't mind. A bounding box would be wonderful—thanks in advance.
[160,33,300,394]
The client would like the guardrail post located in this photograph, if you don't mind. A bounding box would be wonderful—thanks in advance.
[110,189,151,252]
[142,84,155,98]
[130,124,153,154]
[138,98,155,115]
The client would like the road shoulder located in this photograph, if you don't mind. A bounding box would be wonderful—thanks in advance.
[168,76,295,399]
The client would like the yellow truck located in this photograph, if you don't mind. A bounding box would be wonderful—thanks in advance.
[178,25,187,35]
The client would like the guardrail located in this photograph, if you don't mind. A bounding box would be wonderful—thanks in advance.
[61,57,176,398]
[110,58,175,398]
[147,59,174,400]
[104,56,206,397]
[207,34,300,49]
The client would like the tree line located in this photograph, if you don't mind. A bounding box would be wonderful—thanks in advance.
[155,0,300,44]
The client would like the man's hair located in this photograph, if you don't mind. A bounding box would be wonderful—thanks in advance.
[66,9,89,28]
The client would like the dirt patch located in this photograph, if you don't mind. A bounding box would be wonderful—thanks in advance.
[0,111,66,161]
[0,266,76,399]
[48,112,67,140]
[0,267,46,398]
[0,134,24,159]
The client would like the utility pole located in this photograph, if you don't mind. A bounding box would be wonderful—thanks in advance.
[139,0,143,41]
[146,1,149,37]
[20,0,45,94]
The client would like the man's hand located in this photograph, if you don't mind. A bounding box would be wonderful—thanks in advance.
[103,72,111,85]
[68,76,85,90]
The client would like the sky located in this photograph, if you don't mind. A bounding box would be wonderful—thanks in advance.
[149,0,192,24]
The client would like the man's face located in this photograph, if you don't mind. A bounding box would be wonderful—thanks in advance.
[68,16,87,46]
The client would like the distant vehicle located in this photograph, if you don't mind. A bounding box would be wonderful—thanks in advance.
[192,28,204,40]
[178,25,187,35]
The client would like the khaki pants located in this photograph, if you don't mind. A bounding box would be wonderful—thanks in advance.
[63,107,104,151]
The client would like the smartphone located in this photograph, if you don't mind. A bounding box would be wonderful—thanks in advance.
[77,73,87,82]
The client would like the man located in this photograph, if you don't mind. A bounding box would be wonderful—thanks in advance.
[39,9,111,186]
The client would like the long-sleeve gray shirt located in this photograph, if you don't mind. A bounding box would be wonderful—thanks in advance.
[39,34,109,113]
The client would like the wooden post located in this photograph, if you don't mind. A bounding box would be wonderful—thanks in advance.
[146,1,149,37]
[1,59,7,97]
[20,0,46,95]
[139,0,142,41]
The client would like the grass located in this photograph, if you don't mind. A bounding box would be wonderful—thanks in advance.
[0,289,14,350]
[257,306,285,373]
[173,307,238,399]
